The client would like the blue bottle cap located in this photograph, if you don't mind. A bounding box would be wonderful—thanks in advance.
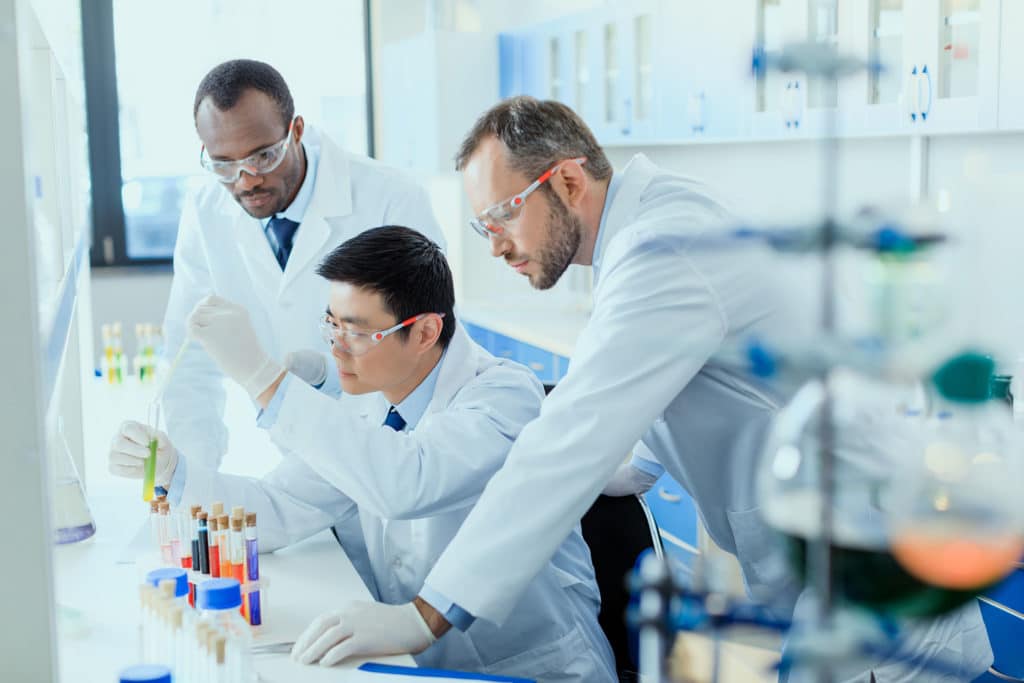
[145,567,188,598]
[119,664,172,683]
[197,577,242,610]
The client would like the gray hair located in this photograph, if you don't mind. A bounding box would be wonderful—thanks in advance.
[455,96,613,183]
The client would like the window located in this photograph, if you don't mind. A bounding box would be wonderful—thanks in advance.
[85,0,371,265]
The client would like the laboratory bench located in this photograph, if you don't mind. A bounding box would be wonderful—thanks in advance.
[53,490,414,681]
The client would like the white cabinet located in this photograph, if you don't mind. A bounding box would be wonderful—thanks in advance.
[998,0,1024,129]
[905,0,1000,133]
[658,0,753,139]
[841,0,1000,135]
[377,30,495,173]
[748,0,849,138]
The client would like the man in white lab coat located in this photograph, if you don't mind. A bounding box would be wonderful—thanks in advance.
[309,97,993,682]
[109,226,617,682]
[159,59,445,474]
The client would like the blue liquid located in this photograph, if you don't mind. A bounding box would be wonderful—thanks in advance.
[54,521,96,544]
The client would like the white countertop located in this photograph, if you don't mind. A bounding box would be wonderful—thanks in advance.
[460,301,591,358]
[54,491,414,681]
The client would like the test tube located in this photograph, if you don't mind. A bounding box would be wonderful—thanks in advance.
[148,500,160,551]
[197,512,210,576]
[245,512,261,626]
[178,509,192,570]
[102,323,114,384]
[217,514,231,579]
[158,503,172,565]
[230,506,244,521]
[211,501,224,518]
[208,515,221,578]
[112,322,124,384]
[229,516,246,621]
[189,506,201,606]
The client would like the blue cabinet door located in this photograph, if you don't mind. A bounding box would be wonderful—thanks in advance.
[643,472,699,573]
[980,598,1024,679]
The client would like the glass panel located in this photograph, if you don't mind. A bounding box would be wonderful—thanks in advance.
[604,23,618,122]
[575,30,589,113]
[869,0,904,105]
[939,0,981,99]
[756,0,784,113]
[112,0,368,260]
[808,0,838,108]
[550,37,562,101]
[634,14,653,121]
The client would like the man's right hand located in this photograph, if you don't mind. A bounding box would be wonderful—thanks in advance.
[284,349,329,388]
[108,420,179,488]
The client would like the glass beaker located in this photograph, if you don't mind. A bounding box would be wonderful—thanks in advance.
[758,366,1024,618]
[51,417,96,544]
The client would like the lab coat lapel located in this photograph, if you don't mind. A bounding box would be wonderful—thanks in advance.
[592,153,660,284]
[424,324,483,417]
[280,139,354,296]
[232,208,283,301]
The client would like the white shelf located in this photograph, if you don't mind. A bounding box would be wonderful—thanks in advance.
[461,301,590,358]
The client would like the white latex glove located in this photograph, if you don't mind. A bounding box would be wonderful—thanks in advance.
[186,295,284,399]
[291,601,436,667]
[284,349,329,387]
[108,420,179,488]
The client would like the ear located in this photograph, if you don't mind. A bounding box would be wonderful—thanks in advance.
[413,314,443,354]
[293,115,305,143]
[554,159,588,210]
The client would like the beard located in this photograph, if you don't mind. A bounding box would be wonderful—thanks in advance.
[529,190,584,290]
[232,152,304,219]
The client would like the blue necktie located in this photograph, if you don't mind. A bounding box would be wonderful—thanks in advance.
[265,216,299,269]
[383,406,406,432]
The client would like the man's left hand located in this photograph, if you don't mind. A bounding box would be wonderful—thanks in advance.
[187,295,284,399]
[291,601,436,667]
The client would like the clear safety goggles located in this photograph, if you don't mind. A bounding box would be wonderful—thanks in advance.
[319,312,446,356]
[469,157,587,239]
[199,118,295,184]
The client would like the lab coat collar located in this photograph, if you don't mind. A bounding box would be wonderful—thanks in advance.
[368,323,485,428]
[591,153,659,286]
[280,129,354,292]
[228,128,354,298]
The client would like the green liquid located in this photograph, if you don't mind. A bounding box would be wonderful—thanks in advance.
[786,535,984,618]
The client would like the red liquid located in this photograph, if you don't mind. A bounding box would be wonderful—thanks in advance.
[180,556,192,570]
[209,545,220,577]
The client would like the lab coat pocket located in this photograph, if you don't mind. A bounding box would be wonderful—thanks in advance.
[725,506,798,610]
[480,624,588,681]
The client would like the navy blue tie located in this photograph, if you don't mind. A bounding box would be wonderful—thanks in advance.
[265,216,299,269]
[383,406,406,432]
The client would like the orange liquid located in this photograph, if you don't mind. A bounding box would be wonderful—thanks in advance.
[234,562,247,619]
[209,545,220,577]
[892,530,1024,589]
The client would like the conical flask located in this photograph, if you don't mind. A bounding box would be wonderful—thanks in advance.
[51,417,96,544]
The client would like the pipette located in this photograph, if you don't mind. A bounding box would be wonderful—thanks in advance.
[142,341,191,502]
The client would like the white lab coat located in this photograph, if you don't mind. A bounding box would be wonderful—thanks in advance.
[421,154,992,681]
[161,127,446,469]
[175,326,617,683]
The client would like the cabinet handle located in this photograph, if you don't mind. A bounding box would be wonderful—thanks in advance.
[986,666,1024,682]
[621,97,632,135]
[909,64,920,121]
[920,64,932,121]
[658,487,682,503]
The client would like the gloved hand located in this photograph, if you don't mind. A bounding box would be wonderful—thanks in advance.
[108,420,179,488]
[187,295,284,399]
[284,349,329,388]
[291,601,436,667]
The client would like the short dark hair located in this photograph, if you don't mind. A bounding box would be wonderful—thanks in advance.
[455,96,613,183]
[193,59,295,128]
[316,226,456,348]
